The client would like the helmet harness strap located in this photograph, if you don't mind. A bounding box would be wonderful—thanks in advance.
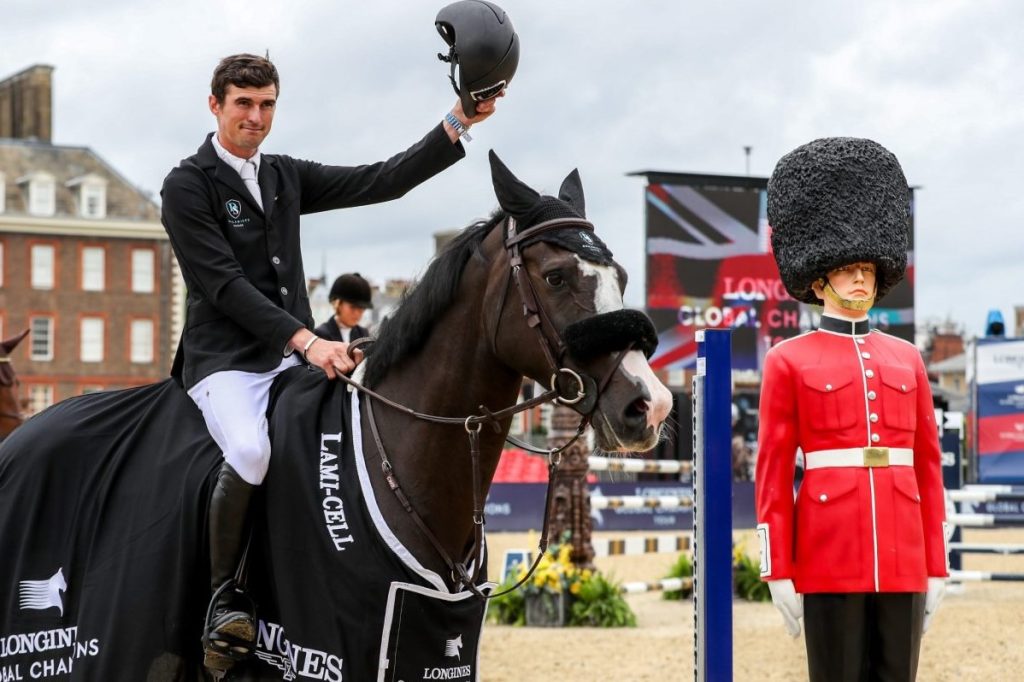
[437,47,461,97]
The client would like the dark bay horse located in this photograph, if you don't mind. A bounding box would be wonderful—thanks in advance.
[0,329,29,441]
[0,152,670,680]
[357,152,672,579]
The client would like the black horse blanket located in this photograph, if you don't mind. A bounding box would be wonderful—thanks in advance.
[0,367,490,681]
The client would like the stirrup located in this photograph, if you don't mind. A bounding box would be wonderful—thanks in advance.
[202,580,256,674]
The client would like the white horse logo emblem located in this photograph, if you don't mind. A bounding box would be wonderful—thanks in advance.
[444,634,463,660]
[19,567,67,616]
[226,199,242,219]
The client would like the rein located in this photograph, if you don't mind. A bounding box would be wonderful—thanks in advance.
[336,215,632,598]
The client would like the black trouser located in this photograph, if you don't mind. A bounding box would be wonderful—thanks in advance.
[804,592,925,682]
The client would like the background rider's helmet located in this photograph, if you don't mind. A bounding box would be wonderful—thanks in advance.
[767,137,911,305]
[436,0,519,117]
[328,273,374,309]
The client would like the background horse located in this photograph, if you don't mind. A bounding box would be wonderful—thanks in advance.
[0,329,29,441]
[0,152,671,681]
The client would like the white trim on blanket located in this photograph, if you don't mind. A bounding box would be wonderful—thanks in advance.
[352,392,451,592]
[376,580,495,682]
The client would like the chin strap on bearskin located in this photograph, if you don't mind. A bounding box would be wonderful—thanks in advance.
[820,280,876,312]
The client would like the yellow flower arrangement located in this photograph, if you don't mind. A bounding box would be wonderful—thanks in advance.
[518,540,584,596]
[490,533,637,628]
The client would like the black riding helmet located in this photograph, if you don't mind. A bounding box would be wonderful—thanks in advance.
[436,0,519,116]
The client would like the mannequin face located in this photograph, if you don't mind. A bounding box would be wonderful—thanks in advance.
[811,262,877,318]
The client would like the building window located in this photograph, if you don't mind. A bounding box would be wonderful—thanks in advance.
[0,171,6,214]
[132,249,155,293]
[66,174,109,219]
[130,319,155,364]
[20,172,57,217]
[81,246,105,291]
[27,385,54,415]
[30,317,53,361]
[82,184,107,219]
[80,317,104,363]
[31,244,55,289]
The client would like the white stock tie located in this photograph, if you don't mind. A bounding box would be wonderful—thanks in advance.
[240,160,263,210]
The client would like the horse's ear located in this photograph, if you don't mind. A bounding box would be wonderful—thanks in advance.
[489,150,540,217]
[558,168,586,218]
[0,329,30,355]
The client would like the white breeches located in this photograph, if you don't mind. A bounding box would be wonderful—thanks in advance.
[188,355,301,485]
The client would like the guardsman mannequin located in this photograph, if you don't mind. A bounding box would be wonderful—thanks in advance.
[755,137,949,681]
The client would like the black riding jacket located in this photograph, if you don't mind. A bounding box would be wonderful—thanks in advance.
[161,125,463,388]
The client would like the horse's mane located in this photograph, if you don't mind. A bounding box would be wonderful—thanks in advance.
[363,210,505,387]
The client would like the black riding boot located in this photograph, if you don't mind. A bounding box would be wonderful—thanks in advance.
[203,462,257,675]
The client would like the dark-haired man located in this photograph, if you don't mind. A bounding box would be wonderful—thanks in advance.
[315,273,373,343]
[161,52,502,673]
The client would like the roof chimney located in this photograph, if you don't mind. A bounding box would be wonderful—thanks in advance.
[0,65,55,143]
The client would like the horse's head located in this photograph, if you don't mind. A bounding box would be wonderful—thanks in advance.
[483,152,672,452]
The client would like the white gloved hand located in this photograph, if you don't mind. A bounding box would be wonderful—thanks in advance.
[768,578,803,638]
[922,577,946,634]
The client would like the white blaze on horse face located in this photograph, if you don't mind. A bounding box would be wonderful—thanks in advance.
[575,257,671,433]
[621,350,673,430]
[575,257,623,313]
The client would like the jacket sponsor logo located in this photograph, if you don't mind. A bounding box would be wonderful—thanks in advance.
[226,199,242,219]
[19,569,66,616]
[444,634,462,659]
[255,620,343,682]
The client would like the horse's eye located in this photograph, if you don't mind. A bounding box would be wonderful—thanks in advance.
[544,272,564,287]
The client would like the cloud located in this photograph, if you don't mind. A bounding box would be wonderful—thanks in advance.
[4,0,1023,332]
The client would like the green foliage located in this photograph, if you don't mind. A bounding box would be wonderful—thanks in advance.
[568,573,637,627]
[486,537,636,627]
[662,552,694,601]
[733,546,771,602]
[487,573,525,625]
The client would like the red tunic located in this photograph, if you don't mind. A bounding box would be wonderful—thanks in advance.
[755,322,949,593]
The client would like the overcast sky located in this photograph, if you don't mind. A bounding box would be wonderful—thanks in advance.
[4,0,1022,336]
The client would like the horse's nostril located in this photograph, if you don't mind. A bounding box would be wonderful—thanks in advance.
[625,398,648,421]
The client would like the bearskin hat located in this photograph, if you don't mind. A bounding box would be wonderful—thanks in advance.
[767,137,910,304]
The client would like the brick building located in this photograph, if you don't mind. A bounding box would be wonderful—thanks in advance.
[0,65,183,414]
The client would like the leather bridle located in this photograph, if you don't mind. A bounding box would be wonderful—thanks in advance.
[334,215,636,597]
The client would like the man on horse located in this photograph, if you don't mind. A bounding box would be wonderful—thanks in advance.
[161,21,514,672]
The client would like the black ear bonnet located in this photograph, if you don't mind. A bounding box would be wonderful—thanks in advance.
[488,150,614,265]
